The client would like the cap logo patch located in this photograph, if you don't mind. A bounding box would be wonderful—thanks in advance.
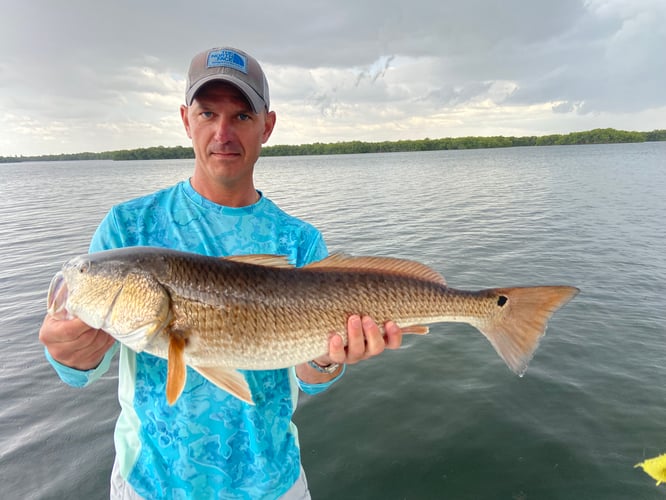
[207,49,248,74]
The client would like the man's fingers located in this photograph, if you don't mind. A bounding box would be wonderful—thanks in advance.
[85,332,116,361]
[40,315,90,344]
[40,314,114,370]
[326,333,346,364]
[361,316,385,357]
[345,315,366,363]
[49,330,114,370]
[324,316,405,367]
[384,320,403,350]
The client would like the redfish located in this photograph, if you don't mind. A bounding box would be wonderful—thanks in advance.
[47,247,579,404]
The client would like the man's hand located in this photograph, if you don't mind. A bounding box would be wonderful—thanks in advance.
[322,315,402,365]
[296,315,403,384]
[39,314,115,371]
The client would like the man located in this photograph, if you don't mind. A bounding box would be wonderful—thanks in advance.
[39,47,403,499]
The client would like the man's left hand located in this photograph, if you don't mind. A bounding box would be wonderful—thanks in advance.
[314,315,403,366]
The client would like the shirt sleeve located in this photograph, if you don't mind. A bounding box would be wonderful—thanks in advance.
[45,343,119,387]
[294,364,347,395]
[89,208,126,253]
[300,231,328,267]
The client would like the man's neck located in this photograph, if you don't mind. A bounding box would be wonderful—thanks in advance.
[190,177,260,207]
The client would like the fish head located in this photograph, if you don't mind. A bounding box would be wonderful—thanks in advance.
[47,251,172,352]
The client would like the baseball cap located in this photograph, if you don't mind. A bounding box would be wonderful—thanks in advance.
[185,47,270,112]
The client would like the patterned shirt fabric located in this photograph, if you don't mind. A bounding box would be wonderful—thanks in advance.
[45,180,344,499]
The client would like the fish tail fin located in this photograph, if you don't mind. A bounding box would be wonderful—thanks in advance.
[474,286,579,376]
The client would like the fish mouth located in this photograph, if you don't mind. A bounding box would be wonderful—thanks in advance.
[47,272,71,320]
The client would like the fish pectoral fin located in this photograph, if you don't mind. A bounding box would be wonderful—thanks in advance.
[399,325,430,335]
[166,336,187,405]
[192,366,255,406]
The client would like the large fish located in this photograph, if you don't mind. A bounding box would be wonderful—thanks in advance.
[46,246,579,405]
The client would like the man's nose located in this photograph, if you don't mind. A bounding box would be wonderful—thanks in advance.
[214,116,235,142]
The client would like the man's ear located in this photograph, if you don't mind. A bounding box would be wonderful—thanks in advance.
[180,105,192,139]
[262,110,276,144]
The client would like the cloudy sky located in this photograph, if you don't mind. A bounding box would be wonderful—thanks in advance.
[1,0,664,157]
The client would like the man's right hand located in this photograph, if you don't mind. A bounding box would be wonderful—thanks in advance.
[39,315,116,371]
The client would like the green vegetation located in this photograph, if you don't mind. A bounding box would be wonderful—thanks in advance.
[1,128,664,164]
[0,146,194,164]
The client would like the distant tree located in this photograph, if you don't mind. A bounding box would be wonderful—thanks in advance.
[3,128,664,163]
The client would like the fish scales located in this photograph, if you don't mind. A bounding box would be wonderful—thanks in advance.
[163,255,469,363]
[158,255,446,368]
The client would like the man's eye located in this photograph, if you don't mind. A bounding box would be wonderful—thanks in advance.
[201,111,214,119]
[238,113,251,121]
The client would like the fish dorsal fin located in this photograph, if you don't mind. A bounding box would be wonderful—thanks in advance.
[223,254,294,268]
[192,366,255,405]
[303,253,447,285]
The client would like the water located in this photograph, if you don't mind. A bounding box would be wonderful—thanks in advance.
[0,143,664,499]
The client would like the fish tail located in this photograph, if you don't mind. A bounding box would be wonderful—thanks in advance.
[474,286,579,375]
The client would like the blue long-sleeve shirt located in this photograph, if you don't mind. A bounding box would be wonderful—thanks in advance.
[46,180,345,499]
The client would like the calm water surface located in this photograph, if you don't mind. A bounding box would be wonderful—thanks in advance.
[0,143,665,499]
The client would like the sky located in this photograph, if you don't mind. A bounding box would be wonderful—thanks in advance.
[1,0,664,157]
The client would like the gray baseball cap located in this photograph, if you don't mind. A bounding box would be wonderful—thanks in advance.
[185,47,270,112]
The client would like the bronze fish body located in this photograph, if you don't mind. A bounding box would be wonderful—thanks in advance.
[47,246,579,404]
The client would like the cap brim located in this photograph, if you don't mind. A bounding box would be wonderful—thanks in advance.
[186,75,266,113]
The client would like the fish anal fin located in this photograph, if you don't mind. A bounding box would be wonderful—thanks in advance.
[304,253,447,285]
[398,325,430,335]
[223,254,294,268]
[193,366,255,405]
[166,336,187,405]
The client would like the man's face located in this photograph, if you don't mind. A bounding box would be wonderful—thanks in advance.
[181,82,275,195]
